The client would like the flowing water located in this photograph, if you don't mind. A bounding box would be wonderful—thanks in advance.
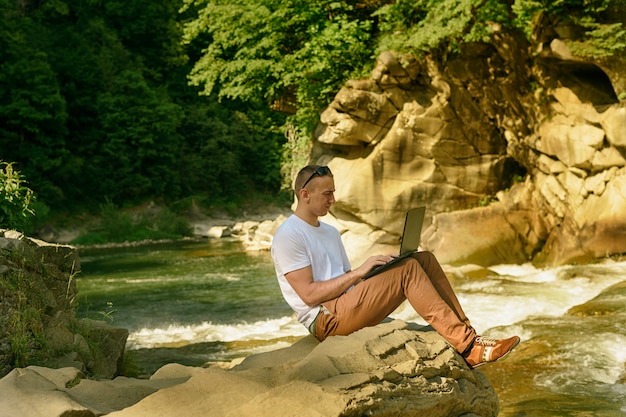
[76,239,626,416]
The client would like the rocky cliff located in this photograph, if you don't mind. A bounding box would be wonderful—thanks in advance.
[309,25,626,267]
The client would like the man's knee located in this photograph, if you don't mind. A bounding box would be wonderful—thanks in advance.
[414,250,436,264]
[402,257,424,277]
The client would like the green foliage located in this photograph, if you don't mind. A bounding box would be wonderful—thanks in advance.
[280,122,313,190]
[512,0,626,58]
[93,70,184,201]
[1,0,286,217]
[0,162,36,231]
[374,0,510,55]
[70,200,193,245]
[567,20,626,58]
[289,6,374,115]
[181,0,376,159]
[98,301,116,324]
[0,3,69,203]
[375,0,626,57]
[0,256,46,369]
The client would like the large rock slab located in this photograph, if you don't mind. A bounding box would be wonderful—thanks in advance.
[0,320,499,417]
[0,366,185,417]
[111,320,499,417]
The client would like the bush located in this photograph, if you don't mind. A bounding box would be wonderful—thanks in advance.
[70,200,193,245]
[0,162,35,231]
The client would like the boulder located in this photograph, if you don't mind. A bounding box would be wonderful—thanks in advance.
[0,320,500,417]
[423,204,531,266]
[74,319,129,380]
[0,366,185,417]
[0,230,127,379]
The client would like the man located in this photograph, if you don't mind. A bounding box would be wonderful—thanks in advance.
[271,165,520,368]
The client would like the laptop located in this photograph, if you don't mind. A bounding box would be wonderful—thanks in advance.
[361,206,426,280]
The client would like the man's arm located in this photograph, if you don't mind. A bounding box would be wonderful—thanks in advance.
[285,255,395,306]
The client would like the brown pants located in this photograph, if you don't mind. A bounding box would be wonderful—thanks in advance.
[314,251,476,354]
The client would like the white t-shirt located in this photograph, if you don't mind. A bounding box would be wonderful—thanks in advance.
[271,214,351,329]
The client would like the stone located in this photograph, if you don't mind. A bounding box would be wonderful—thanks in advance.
[75,319,129,379]
[423,204,531,266]
[0,366,184,417]
[602,106,626,149]
[304,42,626,267]
[0,321,499,417]
[0,231,127,379]
[0,367,92,417]
[207,225,231,238]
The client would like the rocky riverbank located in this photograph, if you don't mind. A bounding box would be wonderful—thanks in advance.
[0,229,503,416]
[0,320,499,417]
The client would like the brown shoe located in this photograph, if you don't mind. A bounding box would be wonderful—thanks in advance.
[463,336,520,368]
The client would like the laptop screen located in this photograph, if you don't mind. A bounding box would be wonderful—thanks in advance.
[399,206,426,256]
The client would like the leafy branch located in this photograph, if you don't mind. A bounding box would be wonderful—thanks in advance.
[0,162,35,231]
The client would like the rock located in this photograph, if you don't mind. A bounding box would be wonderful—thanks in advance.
[567,280,626,317]
[602,106,626,150]
[74,319,129,380]
[207,225,232,238]
[306,27,626,267]
[232,215,288,251]
[0,365,184,417]
[0,367,92,417]
[0,321,500,417]
[423,204,531,266]
[0,230,127,379]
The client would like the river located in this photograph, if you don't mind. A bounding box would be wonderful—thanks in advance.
[76,239,626,416]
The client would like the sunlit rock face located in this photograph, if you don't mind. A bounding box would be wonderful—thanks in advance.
[309,28,626,267]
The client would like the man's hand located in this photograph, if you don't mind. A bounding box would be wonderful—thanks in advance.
[353,254,396,277]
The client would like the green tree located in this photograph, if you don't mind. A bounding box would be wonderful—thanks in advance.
[0,1,69,204]
[176,96,285,204]
[181,0,376,131]
[1,0,287,215]
[373,0,626,59]
[374,0,512,54]
[91,70,184,202]
[512,0,626,58]
[181,0,378,187]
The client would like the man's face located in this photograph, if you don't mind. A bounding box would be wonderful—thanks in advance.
[305,175,336,217]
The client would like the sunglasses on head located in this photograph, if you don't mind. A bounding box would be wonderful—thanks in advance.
[301,166,331,189]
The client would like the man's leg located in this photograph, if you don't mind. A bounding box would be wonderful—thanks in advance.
[315,255,475,353]
[315,270,406,340]
[412,251,472,328]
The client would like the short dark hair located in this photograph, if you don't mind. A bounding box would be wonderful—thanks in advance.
[294,165,333,192]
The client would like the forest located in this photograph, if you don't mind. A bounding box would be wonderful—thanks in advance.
[1,0,624,238]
